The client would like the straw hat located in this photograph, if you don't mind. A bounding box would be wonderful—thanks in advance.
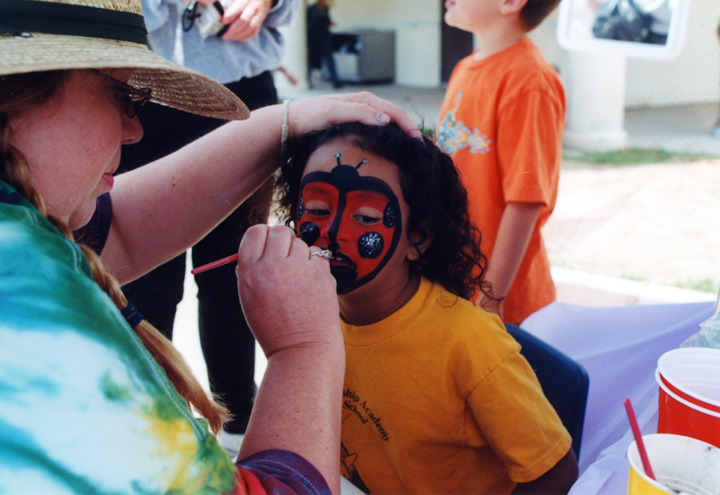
[0,0,250,120]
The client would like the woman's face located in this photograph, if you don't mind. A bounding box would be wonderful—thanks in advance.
[8,69,143,229]
[297,139,416,296]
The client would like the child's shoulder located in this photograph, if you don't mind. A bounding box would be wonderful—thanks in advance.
[427,282,524,379]
[430,282,513,342]
[452,38,561,94]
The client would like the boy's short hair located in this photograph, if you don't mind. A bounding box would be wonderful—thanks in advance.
[522,0,562,32]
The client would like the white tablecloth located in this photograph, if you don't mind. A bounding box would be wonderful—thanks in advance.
[522,301,715,495]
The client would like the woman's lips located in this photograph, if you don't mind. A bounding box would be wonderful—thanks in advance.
[102,173,114,188]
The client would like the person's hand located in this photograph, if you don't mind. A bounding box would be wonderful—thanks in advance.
[236,225,341,358]
[220,0,272,42]
[478,296,504,320]
[286,92,423,140]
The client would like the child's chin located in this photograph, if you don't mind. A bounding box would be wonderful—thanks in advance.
[330,266,358,295]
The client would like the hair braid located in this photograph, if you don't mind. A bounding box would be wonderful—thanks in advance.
[1,71,229,434]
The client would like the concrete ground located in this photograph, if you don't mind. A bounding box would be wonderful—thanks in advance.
[174,83,720,388]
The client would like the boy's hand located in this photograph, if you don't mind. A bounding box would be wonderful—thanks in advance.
[479,296,504,320]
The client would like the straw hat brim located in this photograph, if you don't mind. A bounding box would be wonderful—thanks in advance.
[0,33,250,121]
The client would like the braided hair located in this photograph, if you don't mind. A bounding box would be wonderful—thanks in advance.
[1,71,228,433]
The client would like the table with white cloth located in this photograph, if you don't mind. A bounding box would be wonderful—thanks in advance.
[522,301,715,495]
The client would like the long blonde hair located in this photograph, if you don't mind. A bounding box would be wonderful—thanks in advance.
[1,71,229,433]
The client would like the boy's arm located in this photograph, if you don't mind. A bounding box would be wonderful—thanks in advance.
[512,448,579,494]
[477,201,541,318]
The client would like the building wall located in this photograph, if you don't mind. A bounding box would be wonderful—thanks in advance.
[330,0,442,87]
[327,0,720,108]
[532,0,720,109]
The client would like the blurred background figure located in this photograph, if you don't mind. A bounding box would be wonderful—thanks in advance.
[307,0,342,88]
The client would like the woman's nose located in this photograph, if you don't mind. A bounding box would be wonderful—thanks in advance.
[122,113,144,145]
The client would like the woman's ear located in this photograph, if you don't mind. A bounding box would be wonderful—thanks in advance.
[406,223,434,261]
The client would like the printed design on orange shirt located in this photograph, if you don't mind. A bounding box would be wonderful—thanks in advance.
[340,442,371,494]
[436,91,493,155]
[343,388,390,442]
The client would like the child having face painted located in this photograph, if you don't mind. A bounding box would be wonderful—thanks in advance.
[275,123,578,495]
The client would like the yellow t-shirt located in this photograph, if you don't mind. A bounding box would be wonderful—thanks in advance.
[340,277,571,494]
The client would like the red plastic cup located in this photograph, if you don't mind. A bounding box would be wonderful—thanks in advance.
[656,369,720,448]
[657,348,720,413]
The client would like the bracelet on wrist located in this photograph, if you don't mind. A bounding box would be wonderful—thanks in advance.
[281,98,290,155]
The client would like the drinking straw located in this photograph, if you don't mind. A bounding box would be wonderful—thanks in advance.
[624,398,656,480]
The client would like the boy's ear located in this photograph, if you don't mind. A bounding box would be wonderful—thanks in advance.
[499,0,529,15]
[406,223,433,262]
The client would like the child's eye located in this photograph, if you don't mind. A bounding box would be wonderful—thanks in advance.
[352,214,380,225]
[352,207,383,226]
[304,200,331,217]
[306,208,330,217]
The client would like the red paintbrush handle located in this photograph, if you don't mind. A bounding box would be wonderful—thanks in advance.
[191,254,238,274]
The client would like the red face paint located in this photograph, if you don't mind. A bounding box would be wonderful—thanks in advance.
[297,154,401,294]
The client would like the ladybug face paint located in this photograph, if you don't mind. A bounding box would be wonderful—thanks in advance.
[297,153,402,294]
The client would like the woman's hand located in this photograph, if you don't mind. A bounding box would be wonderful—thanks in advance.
[236,225,345,492]
[285,91,422,140]
[236,224,341,357]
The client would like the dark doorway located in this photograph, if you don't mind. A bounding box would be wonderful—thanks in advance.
[440,2,474,82]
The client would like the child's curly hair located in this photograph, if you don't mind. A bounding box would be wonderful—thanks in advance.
[275,122,492,302]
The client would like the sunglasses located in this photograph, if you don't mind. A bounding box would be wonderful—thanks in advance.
[87,69,152,119]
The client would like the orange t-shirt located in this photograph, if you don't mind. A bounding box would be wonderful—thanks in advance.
[437,37,565,324]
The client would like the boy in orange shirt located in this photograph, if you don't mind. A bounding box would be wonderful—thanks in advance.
[437,0,565,324]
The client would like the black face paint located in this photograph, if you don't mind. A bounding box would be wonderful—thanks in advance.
[297,153,402,294]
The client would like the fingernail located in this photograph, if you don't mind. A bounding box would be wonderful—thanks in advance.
[375,112,390,125]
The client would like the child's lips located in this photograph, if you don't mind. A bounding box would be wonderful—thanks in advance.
[329,251,354,269]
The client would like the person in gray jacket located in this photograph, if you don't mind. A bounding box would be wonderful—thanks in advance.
[118,0,299,456]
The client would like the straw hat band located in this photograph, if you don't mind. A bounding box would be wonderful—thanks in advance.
[0,0,147,44]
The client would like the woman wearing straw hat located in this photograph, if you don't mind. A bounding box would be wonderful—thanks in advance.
[0,0,419,493]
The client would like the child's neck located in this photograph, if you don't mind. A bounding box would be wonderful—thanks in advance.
[339,272,421,326]
[472,23,527,61]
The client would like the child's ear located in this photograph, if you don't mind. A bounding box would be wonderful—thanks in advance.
[499,0,529,15]
[406,224,434,262]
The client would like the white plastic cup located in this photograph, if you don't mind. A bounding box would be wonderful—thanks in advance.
[627,434,720,495]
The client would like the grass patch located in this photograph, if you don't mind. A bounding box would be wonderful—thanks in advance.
[564,147,717,166]
[676,278,719,294]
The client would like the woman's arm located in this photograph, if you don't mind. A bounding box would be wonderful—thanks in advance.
[102,92,420,284]
[233,225,345,493]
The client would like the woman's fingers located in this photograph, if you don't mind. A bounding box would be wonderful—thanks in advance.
[289,92,422,140]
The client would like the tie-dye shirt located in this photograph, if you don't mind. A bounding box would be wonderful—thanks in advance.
[0,181,328,495]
